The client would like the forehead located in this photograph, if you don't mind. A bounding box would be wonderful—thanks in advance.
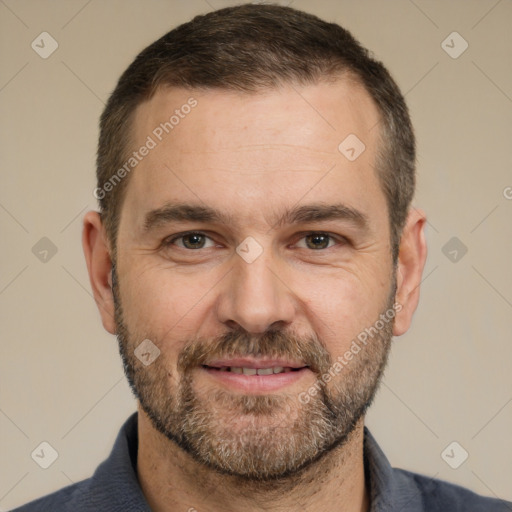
[134,79,379,153]
[120,80,386,236]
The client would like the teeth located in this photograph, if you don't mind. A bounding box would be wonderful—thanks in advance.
[210,366,300,374]
[222,366,291,375]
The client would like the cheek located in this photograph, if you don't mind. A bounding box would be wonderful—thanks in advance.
[299,269,391,358]
[118,261,209,345]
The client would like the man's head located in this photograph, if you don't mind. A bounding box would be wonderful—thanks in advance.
[94,4,415,265]
[83,4,426,482]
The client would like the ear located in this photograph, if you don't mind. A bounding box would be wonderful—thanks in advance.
[82,211,116,334]
[393,207,428,336]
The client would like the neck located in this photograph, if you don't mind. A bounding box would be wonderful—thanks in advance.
[136,407,370,512]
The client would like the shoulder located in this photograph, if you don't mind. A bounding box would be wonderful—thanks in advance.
[9,478,92,512]
[394,468,512,512]
[363,427,511,512]
[9,413,149,512]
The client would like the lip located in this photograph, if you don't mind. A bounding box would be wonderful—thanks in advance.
[204,357,307,370]
[200,365,312,393]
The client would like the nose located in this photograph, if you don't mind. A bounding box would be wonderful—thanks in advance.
[215,250,297,334]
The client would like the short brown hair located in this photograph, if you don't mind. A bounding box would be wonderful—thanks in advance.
[96,4,415,263]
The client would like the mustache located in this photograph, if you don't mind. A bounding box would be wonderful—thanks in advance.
[177,328,333,376]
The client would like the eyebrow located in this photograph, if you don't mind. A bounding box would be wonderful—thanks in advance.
[142,202,370,234]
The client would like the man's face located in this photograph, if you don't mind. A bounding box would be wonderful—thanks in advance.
[113,80,396,479]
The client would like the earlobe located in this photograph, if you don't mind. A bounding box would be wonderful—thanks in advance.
[82,211,117,334]
[392,208,428,337]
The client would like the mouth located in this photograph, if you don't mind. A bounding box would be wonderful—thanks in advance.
[200,358,311,393]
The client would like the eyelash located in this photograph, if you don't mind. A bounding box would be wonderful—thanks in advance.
[163,231,348,251]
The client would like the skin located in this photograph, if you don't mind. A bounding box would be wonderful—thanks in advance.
[83,80,427,512]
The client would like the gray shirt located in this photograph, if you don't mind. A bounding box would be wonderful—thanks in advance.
[12,412,511,511]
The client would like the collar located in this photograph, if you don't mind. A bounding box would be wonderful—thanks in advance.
[363,425,423,511]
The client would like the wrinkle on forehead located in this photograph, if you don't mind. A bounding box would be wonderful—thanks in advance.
[131,80,381,155]
[179,143,337,156]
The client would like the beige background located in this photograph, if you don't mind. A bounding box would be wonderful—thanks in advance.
[1,0,511,509]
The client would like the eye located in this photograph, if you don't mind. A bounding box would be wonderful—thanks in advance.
[163,231,346,252]
[166,231,216,250]
[295,232,344,250]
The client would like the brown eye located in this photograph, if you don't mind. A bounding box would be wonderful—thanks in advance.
[182,233,206,249]
[167,232,215,250]
[296,233,340,250]
[305,234,331,250]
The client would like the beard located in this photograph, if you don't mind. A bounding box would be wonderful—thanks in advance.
[112,263,396,482]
